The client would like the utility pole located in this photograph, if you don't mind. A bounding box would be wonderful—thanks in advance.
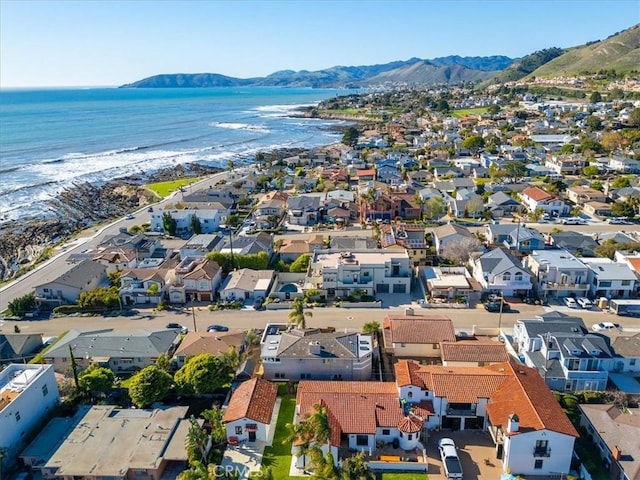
[191,298,197,332]
[498,294,505,339]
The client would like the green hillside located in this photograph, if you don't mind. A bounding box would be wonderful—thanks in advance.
[530,24,640,77]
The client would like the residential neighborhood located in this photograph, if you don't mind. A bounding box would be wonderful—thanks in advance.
[2,77,640,480]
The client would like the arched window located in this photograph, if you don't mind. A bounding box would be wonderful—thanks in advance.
[503,272,511,281]
[515,272,523,282]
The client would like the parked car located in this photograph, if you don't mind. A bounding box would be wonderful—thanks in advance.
[438,438,463,479]
[576,297,593,309]
[562,217,586,225]
[592,322,620,332]
[207,324,229,332]
[125,214,135,220]
[166,323,188,334]
[563,297,578,309]
[484,301,510,313]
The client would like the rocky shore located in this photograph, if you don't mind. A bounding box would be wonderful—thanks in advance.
[0,147,313,283]
[0,163,220,282]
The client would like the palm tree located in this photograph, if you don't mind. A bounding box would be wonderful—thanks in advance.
[177,461,218,480]
[288,297,312,329]
[342,451,374,479]
[185,416,209,465]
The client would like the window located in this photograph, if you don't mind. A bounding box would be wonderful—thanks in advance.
[600,281,612,288]
[235,426,242,435]
[356,435,368,446]
[534,459,543,469]
[42,384,48,397]
[407,391,413,399]
[15,411,21,422]
[408,434,412,440]
[515,272,523,281]
[382,429,390,436]
[631,359,636,366]
[275,373,285,379]
[363,271,370,277]
[503,272,511,281]
[622,280,631,286]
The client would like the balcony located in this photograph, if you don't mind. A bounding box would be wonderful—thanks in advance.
[533,447,551,457]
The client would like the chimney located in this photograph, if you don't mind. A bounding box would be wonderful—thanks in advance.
[613,445,622,461]
[507,413,519,433]
[309,341,322,355]
[405,307,414,316]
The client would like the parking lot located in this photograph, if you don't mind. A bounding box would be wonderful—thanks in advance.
[425,430,501,479]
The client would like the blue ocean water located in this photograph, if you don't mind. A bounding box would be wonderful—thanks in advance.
[0,87,348,222]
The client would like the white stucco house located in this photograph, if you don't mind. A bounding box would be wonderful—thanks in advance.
[472,248,533,297]
[222,378,277,444]
[0,364,60,472]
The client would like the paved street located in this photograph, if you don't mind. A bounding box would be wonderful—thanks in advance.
[2,300,639,340]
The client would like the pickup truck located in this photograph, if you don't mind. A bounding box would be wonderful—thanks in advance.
[438,438,463,479]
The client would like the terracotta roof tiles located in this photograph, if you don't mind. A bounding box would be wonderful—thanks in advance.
[384,315,456,344]
[440,339,510,364]
[486,362,579,438]
[222,378,277,425]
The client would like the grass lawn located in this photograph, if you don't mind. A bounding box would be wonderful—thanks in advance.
[451,107,489,118]
[376,473,428,480]
[256,396,298,479]
[145,178,197,198]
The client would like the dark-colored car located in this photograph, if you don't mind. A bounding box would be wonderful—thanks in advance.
[207,324,229,332]
[166,323,188,334]
[484,301,510,313]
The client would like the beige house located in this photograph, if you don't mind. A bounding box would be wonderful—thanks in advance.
[583,201,612,217]
[172,330,246,368]
[566,186,607,205]
[219,269,275,302]
[383,314,456,361]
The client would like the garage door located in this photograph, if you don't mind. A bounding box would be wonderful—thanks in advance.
[393,284,406,293]
[376,284,389,293]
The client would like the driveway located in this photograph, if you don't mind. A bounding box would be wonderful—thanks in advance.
[426,430,501,479]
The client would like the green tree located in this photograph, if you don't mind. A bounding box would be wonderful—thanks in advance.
[362,321,380,335]
[185,416,209,465]
[342,451,374,479]
[288,297,312,329]
[290,254,311,273]
[78,364,114,398]
[341,127,359,147]
[611,201,635,218]
[629,108,640,127]
[177,461,217,480]
[611,176,631,189]
[227,160,235,171]
[7,292,36,317]
[590,91,602,103]
[128,365,173,408]
[436,99,450,113]
[424,196,445,221]
[108,270,122,287]
[487,104,501,116]
[590,180,604,191]
[190,215,202,234]
[174,353,232,394]
[585,115,602,131]
[503,161,527,182]
[202,407,226,447]
[77,287,121,311]
[156,353,172,372]
[162,212,177,236]
[580,137,604,154]
[582,165,599,178]
[461,135,485,156]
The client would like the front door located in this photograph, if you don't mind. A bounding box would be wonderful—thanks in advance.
[248,431,256,442]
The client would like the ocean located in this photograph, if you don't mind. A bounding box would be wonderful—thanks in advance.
[0,87,349,223]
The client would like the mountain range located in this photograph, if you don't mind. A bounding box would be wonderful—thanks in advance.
[121,24,639,88]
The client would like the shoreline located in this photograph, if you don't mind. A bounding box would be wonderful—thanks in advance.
[0,146,316,283]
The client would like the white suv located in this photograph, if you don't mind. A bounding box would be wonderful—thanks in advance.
[563,297,578,308]
[576,297,592,309]
[438,438,463,479]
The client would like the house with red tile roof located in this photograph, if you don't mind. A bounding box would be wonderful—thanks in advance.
[519,187,570,216]
[383,314,455,360]
[394,360,578,475]
[395,361,508,431]
[222,378,278,444]
[485,362,579,476]
[294,381,431,469]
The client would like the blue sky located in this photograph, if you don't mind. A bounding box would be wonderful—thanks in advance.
[1,0,638,87]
